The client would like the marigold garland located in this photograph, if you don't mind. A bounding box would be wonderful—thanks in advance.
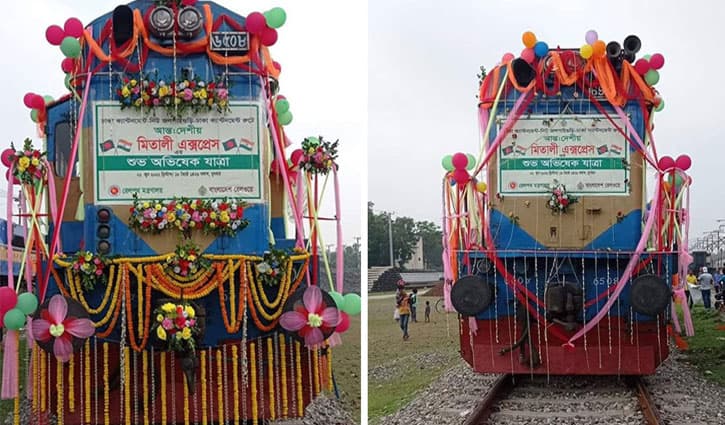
[232,345,240,424]
[57,358,64,425]
[200,349,208,425]
[216,349,224,424]
[295,341,303,417]
[13,395,19,425]
[250,342,258,423]
[32,346,39,416]
[279,334,288,418]
[160,352,167,424]
[267,337,276,420]
[142,350,150,425]
[40,348,46,413]
[103,343,109,425]
[125,271,152,352]
[312,348,320,396]
[69,356,75,412]
[124,346,132,425]
[327,348,333,392]
[84,340,91,423]
[218,261,246,333]
[183,366,191,425]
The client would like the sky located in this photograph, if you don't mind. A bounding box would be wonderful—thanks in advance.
[369,0,725,244]
[0,0,366,245]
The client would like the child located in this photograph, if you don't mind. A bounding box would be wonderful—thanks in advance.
[424,300,431,323]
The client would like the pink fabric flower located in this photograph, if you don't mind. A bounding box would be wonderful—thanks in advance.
[31,295,95,362]
[216,88,228,100]
[183,88,194,101]
[280,286,340,348]
[162,318,174,330]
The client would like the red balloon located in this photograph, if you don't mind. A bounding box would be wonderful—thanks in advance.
[61,58,75,73]
[5,169,19,185]
[0,287,18,315]
[246,12,267,35]
[260,27,278,46]
[23,93,37,108]
[290,149,304,165]
[273,61,282,71]
[1,148,14,167]
[453,168,470,185]
[634,59,650,75]
[45,25,65,46]
[30,95,45,110]
[658,155,675,171]
[64,18,84,38]
[451,152,468,169]
[649,53,665,70]
[675,154,691,171]
[336,312,350,333]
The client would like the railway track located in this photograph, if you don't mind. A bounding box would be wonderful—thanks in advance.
[463,374,663,425]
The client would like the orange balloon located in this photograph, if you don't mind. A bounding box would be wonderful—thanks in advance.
[522,31,537,48]
[592,40,606,57]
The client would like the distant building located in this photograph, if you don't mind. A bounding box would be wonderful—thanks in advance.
[403,237,424,270]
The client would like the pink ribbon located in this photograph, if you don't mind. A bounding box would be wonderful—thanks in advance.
[1,331,18,399]
[333,167,344,294]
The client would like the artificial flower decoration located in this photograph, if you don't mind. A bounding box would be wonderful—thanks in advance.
[255,246,291,286]
[71,250,109,291]
[129,194,249,237]
[31,295,95,362]
[151,301,201,353]
[117,74,229,117]
[7,138,47,185]
[546,180,578,213]
[166,240,211,277]
[298,136,339,175]
[279,285,340,348]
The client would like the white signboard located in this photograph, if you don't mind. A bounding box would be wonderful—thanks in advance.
[497,115,630,196]
[94,102,264,204]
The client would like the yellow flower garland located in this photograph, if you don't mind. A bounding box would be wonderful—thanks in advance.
[250,342,258,423]
[200,350,208,425]
[40,348,46,413]
[327,348,334,392]
[124,346,131,425]
[103,343,109,425]
[183,365,190,425]
[69,356,75,412]
[85,340,91,423]
[295,341,303,417]
[57,358,64,425]
[13,395,19,425]
[142,350,150,425]
[279,334,288,418]
[313,347,320,395]
[216,349,224,423]
[232,345,240,424]
[32,346,39,416]
[160,352,167,424]
[267,337,276,420]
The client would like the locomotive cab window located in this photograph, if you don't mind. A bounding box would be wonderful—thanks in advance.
[54,121,78,178]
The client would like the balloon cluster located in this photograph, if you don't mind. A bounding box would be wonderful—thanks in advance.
[520,31,548,64]
[23,92,54,124]
[245,7,287,47]
[329,291,361,334]
[441,152,475,186]
[579,30,606,60]
[274,95,293,126]
[46,18,84,59]
[634,53,665,86]
[0,288,38,331]
[658,154,691,172]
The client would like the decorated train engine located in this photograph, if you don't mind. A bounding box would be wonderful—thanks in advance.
[444,32,691,375]
[0,1,356,424]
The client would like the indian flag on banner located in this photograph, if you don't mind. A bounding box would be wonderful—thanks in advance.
[515,145,527,155]
[239,138,254,152]
[117,139,133,152]
[609,144,623,155]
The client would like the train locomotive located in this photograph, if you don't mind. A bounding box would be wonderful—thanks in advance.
[444,32,690,375]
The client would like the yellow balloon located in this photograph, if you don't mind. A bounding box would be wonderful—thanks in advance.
[476,181,487,193]
[522,31,537,49]
[580,44,593,59]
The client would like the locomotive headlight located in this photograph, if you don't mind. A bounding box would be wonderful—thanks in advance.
[177,7,203,39]
[149,6,175,39]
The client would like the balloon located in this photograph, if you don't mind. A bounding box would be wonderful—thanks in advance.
[3,308,25,330]
[476,181,487,193]
[579,44,593,59]
[275,98,290,114]
[451,152,468,170]
[30,94,45,110]
[260,27,278,46]
[245,12,267,35]
[61,58,75,73]
[60,37,81,58]
[329,291,344,309]
[1,148,14,167]
[44,95,55,105]
[654,99,665,112]
[264,7,287,29]
[64,18,84,38]
[666,173,685,188]
[453,168,470,185]
[290,149,304,165]
[522,31,536,48]
[643,54,652,61]
[649,53,665,70]
[336,312,350,333]
[277,111,293,126]
[658,155,675,170]
[675,154,691,171]
[23,93,37,108]
[45,25,65,46]
[521,48,535,64]
[592,40,606,58]
[441,155,454,171]
[273,61,282,72]
[466,153,476,171]
[342,293,361,315]
[534,41,549,58]
[585,30,598,45]
[0,287,18,315]
[5,170,19,185]
[644,69,660,86]
[634,58,650,75]
[16,293,38,315]
[30,109,40,123]
[501,52,514,63]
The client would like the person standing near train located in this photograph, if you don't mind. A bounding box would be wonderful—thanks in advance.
[698,267,715,309]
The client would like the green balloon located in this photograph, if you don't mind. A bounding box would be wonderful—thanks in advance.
[329,291,344,309]
[30,109,39,123]
[275,98,290,114]
[442,155,454,171]
[342,293,361,316]
[666,172,684,186]
[643,54,652,61]
[44,95,55,105]
[16,293,38,315]
[3,308,25,331]
[264,7,287,29]
[644,69,659,86]
[60,37,81,58]
[278,110,293,126]
[655,99,664,112]
[466,154,476,171]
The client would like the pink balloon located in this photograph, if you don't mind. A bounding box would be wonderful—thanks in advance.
[64,18,84,38]
[451,152,468,169]
[501,52,515,63]
[658,155,675,170]
[290,149,303,165]
[521,48,535,64]
[61,58,75,73]
[273,61,282,71]
[1,149,14,167]
[453,168,470,185]
[0,287,18,315]
[23,93,37,108]
[675,154,691,171]
[649,53,665,70]
[246,12,267,35]
[336,312,350,333]
[30,95,45,110]
[45,25,66,46]
[5,169,19,185]
[634,59,650,75]
[260,27,278,46]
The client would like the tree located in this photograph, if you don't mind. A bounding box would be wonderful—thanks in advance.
[392,216,417,269]
[415,220,443,270]
[321,238,362,294]
[367,202,390,267]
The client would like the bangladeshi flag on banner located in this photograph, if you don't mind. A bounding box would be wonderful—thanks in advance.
[99,139,115,152]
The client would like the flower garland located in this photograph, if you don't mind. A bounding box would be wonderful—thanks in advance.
[166,240,212,277]
[9,138,47,185]
[129,194,249,237]
[200,350,208,425]
[546,180,578,213]
[151,301,200,354]
[71,251,110,291]
[255,246,291,287]
[298,136,339,175]
[69,357,75,412]
[250,342,258,422]
[295,342,303,417]
[231,345,240,423]
[117,74,230,117]
[160,352,167,424]
[267,337,276,420]
[142,350,149,425]
[57,359,64,425]
[84,340,92,423]
[279,335,288,417]
[216,350,224,424]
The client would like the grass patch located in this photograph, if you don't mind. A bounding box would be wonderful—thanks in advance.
[331,311,361,424]
[679,305,725,385]
[368,294,459,423]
